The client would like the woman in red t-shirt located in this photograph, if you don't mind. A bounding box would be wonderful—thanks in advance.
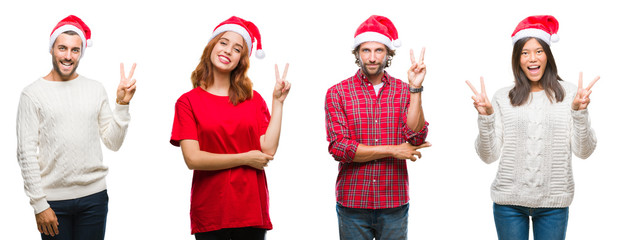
[170,16,291,240]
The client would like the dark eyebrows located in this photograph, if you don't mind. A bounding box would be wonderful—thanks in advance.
[220,37,244,49]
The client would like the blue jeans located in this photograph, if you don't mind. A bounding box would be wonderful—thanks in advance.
[336,203,408,240]
[41,190,109,240]
[493,203,569,240]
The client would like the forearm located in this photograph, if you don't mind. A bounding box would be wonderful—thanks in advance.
[571,109,597,159]
[99,103,131,151]
[406,92,425,131]
[180,140,248,170]
[260,100,283,155]
[352,144,395,163]
[16,94,49,213]
[475,113,501,164]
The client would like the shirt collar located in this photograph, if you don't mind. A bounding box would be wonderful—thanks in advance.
[355,69,393,86]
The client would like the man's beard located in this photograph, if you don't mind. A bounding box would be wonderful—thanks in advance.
[52,56,79,81]
[360,57,387,78]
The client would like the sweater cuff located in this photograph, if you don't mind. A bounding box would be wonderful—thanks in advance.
[478,113,495,124]
[32,199,50,214]
[113,103,131,123]
[571,108,588,120]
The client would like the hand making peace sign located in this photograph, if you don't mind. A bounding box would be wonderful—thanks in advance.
[572,72,600,111]
[116,63,137,105]
[466,77,494,116]
[408,47,427,88]
[273,63,291,103]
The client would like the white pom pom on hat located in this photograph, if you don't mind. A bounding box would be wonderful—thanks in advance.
[49,15,92,58]
[511,15,560,46]
[209,16,265,59]
[353,15,401,50]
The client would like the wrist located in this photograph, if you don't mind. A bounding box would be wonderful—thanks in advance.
[116,98,129,105]
[409,85,423,93]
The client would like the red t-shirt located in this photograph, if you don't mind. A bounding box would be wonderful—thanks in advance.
[170,87,272,234]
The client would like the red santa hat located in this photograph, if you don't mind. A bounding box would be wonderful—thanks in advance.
[49,15,92,57]
[353,15,401,50]
[209,16,264,59]
[511,15,559,46]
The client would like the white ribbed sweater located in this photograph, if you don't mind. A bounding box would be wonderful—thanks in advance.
[475,81,596,208]
[16,75,130,214]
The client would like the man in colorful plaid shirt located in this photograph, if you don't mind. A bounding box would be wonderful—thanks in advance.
[325,15,431,240]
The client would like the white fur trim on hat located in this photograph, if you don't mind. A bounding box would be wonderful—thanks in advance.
[353,31,394,49]
[49,24,88,52]
[210,24,253,52]
[511,28,552,46]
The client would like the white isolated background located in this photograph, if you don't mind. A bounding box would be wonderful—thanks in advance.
[1,0,616,239]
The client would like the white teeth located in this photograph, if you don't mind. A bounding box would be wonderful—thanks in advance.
[528,66,539,69]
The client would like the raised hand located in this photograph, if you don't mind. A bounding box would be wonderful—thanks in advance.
[466,77,494,115]
[116,63,137,105]
[273,63,291,102]
[408,47,426,88]
[572,72,599,111]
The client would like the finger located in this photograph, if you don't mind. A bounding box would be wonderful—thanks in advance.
[585,76,600,91]
[419,47,426,64]
[275,64,281,82]
[120,63,125,80]
[480,77,487,96]
[37,223,44,234]
[126,79,137,88]
[283,81,292,92]
[415,63,426,72]
[416,141,432,149]
[127,84,137,93]
[465,80,480,96]
[42,224,51,236]
[578,72,583,91]
[581,90,592,100]
[52,221,59,235]
[127,63,137,80]
[409,49,416,65]
[281,63,289,81]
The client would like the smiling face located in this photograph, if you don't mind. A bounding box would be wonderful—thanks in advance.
[50,33,82,81]
[209,31,245,74]
[519,38,547,83]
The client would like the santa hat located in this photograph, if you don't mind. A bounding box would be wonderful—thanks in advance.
[511,15,559,46]
[353,15,401,50]
[49,15,92,57]
[209,16,264,59]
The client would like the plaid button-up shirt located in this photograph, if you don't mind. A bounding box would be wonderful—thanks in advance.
[325,69,428,209]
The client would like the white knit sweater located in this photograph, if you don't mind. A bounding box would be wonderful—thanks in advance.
[475,81,596,208]
[16,75,130,214]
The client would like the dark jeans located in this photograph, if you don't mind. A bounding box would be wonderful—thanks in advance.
[194,227,266,240]
[41,190,109,240]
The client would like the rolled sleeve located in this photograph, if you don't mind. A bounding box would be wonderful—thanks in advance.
[403,121,428,146]
[325,87,359,163]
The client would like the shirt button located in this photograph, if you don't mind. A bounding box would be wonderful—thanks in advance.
[373,179,376,183]
[375,139,378,142]
[374,120,378,123]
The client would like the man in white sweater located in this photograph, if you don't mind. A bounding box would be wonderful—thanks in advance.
[16,15,136,240]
